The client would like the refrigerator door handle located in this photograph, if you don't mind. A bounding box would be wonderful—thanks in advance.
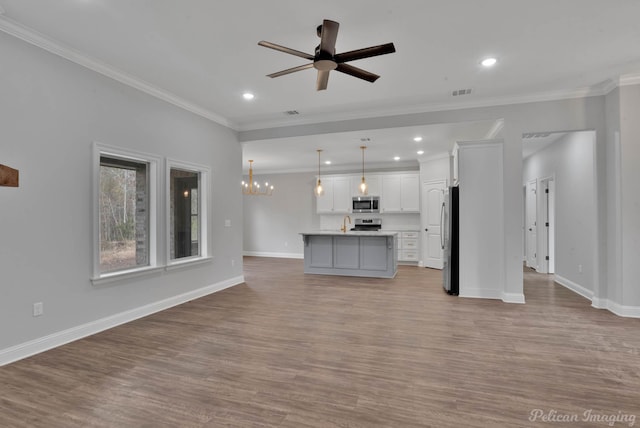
[440,202,445,249]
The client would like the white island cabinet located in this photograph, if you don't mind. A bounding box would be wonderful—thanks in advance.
[300,231,398,278]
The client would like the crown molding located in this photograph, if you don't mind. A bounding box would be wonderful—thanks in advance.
[0,15,237,130]
[619,73,640,87]
[3,13,639,135]
[245,160,420,176]
[419,152,450,164]
[236,84,613,132]
[484,118,504,140]
[599,78,619,94]
[597,74,640,94]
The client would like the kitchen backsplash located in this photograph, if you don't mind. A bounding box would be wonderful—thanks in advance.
[320,213,421,231]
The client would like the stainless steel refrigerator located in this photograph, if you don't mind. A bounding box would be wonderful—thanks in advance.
[442,186,459,295]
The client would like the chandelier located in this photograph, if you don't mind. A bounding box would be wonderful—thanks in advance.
[241,160,274,196]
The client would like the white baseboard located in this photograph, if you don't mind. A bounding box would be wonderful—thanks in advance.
[606,300,640,318]
[592,298,640,318]
[243,251,303,259]
[0,275,244,367]
[591,296,608,309]
[459,288,503,300]
[460,288,525,303]
[555,275,640,318]
[502,292,526,304]
[554,274,594,300]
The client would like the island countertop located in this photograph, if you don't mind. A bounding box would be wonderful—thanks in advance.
[299,231,398,237]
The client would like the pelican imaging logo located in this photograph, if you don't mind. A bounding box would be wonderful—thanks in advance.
[529,409,636,426]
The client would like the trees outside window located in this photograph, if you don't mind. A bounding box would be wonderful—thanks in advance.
[99,156,149,272]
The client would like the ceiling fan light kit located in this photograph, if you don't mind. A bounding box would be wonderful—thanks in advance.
[259,19,396,91]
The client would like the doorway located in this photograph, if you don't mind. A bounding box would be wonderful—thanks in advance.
[421,179,446,269]
[538,176,555,274]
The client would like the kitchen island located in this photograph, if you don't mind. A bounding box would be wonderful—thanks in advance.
[299,231,398,278]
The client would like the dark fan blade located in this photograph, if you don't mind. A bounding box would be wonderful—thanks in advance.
[336,63,380,83]
[258,41,314,60]
[267,63,314,78]
[316,70,330,91]
[334,43,396,63]
[319,20,339,57]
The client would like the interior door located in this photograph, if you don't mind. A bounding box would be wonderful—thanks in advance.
[422,180,446,269]
[525,179,537,269]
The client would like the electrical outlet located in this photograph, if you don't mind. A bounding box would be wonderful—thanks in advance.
[231,259,235,267]
[578,264,583,273]
[33,302,43,317]
[284,241,288,247]
[224,219,231,227]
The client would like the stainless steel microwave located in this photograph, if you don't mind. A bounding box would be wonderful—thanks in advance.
[352,196,379,213]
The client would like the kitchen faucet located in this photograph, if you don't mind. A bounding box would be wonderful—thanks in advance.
[341,215,351,233]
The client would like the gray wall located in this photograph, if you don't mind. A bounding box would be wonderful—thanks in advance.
[605,88,621,304]
[243,172,319,257]
[619,84,640,307]
[604,83,640,310]
[523,131,597,293]
[419,155,450,183]
[0,32,243,352]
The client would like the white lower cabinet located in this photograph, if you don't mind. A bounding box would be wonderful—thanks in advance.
[393,231,420,262]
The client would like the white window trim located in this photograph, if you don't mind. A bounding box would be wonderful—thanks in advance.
[91,142,161,284]
[165,158,211,267]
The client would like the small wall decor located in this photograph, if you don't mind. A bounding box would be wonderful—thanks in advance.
[0,164,19,187]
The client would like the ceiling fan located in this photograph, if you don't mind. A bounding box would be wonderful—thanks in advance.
[258,19,396,91]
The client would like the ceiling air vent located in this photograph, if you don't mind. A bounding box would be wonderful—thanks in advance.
[523,132,551,139]
[452,88,472,96]
[284,110,299,115]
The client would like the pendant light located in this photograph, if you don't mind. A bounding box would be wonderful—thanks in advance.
[359,145,368,195]
[241,160,274,196]
[315,149,324,196]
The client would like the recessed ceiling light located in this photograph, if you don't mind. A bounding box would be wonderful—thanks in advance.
[481,57,497,67]
[417,150,424,155]
[413,136,423,142]
[242,92,255,100]
[393,156,400,161]
[325,160,331,165]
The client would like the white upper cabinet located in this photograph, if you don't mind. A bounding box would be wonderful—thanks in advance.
[381,173,420,213]
[400,174,420,212]
[316,176,351,213]
[316,172,419,214]
[381,175,402,211]
[350,174,380,197]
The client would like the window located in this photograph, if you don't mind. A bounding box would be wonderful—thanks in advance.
[99,157,148,271]
[168,161,209,263]
[93,144,159,282]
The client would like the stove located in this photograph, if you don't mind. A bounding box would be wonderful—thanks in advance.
[350,218,382,231]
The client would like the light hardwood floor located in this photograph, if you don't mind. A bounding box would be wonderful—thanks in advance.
[1,258,639,427]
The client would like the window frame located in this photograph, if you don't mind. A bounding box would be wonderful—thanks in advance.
[165,159,210,268]
[92,143,162,284]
